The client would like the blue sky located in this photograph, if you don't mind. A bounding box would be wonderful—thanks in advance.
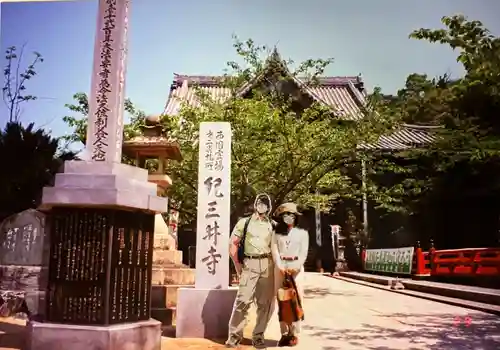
[1,0,500,149]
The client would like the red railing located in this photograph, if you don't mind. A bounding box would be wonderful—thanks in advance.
[430,248,500,277]
[412,247,433,276]
[362,245,500,279]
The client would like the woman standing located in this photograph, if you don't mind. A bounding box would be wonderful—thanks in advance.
[271,203,309,347]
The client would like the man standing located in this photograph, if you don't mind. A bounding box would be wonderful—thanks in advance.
[225,193,275,349]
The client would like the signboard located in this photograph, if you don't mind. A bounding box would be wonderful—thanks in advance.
[195,122,232,289]
[364,247,414,275]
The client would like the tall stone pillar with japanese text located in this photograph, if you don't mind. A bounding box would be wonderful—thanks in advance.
[27,1,166,350]
[176,122,238,338]
[194,122,231,289]
[85,0,128,163]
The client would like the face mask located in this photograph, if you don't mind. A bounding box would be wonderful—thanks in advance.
[256,203,268,214]
[283,213,295,225]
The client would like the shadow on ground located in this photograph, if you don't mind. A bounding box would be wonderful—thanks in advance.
[0,319,26,350]
[303,312,500,350]
[2,319,278,350]
[303,287,358,299]
[303,286,370,299]
[161,326,277,348]
[161,336,277,349]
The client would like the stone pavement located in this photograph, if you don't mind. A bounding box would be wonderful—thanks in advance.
[294,273,500,349]
[2,272,500,349]
[144,273,500,349]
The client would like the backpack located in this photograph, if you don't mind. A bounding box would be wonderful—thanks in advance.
[237,217,252,264]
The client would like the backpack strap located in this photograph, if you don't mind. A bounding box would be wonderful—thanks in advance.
[242,216,252,240]
[237,217,253,264]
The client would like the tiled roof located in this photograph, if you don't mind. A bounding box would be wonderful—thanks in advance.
[162,73,437,150]
[358,124,439,151]
[163,74,367,121]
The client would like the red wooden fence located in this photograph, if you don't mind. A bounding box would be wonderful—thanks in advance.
[430,248,500,277]
[363,246,500,279]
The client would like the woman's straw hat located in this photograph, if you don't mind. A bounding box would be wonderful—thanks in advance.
[273,202,302,217]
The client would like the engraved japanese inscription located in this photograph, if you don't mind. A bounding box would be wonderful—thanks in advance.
[195,122,232,289]
[46,208,154,325]
[86,0,130,163]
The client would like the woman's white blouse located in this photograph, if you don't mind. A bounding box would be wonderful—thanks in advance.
[271,227,309,270]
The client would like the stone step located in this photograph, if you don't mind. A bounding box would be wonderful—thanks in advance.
[152,249,183,265]
[151,284,194,309]
[152,267,195,286]
[151,307,176,326]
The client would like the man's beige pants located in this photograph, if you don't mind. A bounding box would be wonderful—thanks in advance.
[227,257,275,342]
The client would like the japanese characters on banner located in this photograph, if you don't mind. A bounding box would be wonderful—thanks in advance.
[86,0,130,163]
[364,247,415,275]
[315,209,322,247]
[195,122,232,289]
[330,225,341,260]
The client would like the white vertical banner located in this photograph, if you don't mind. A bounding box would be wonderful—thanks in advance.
[331,225,341,259]
[195,122,232,289]
[86,0,130,163]
[315,209,322,246]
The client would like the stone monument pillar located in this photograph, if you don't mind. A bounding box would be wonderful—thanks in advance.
[26,1,165,349]
[175,122,238,338]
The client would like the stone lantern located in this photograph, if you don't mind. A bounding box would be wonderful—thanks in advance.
[123,115,182,195]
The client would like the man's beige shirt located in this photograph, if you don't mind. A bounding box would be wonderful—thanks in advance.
[231,213,273,255]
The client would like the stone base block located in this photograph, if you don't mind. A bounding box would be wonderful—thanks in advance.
[63,160,149,181]
[152,267,195,285]
[151,284,194,308]
[40,160,168,213]
[176,287,238,338]
[27,319,161,350]
[335,260,349,272]
[390,279,405,290]
[153,249,183,265]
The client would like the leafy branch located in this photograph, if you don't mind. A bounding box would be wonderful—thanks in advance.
[2,45,44,122]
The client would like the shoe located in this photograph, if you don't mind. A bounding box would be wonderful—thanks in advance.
[224,342,239,348]
[277,335,291,347]
[252,337,267,349]
[289,335,298,346]
[225,335,241,348]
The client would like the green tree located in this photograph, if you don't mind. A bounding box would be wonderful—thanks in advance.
[371,15,500,248]
[2,45,44,123]
[0,122,76,221]
[62,38,401,228]
[160,38,399,224]
[61,92,145,148]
